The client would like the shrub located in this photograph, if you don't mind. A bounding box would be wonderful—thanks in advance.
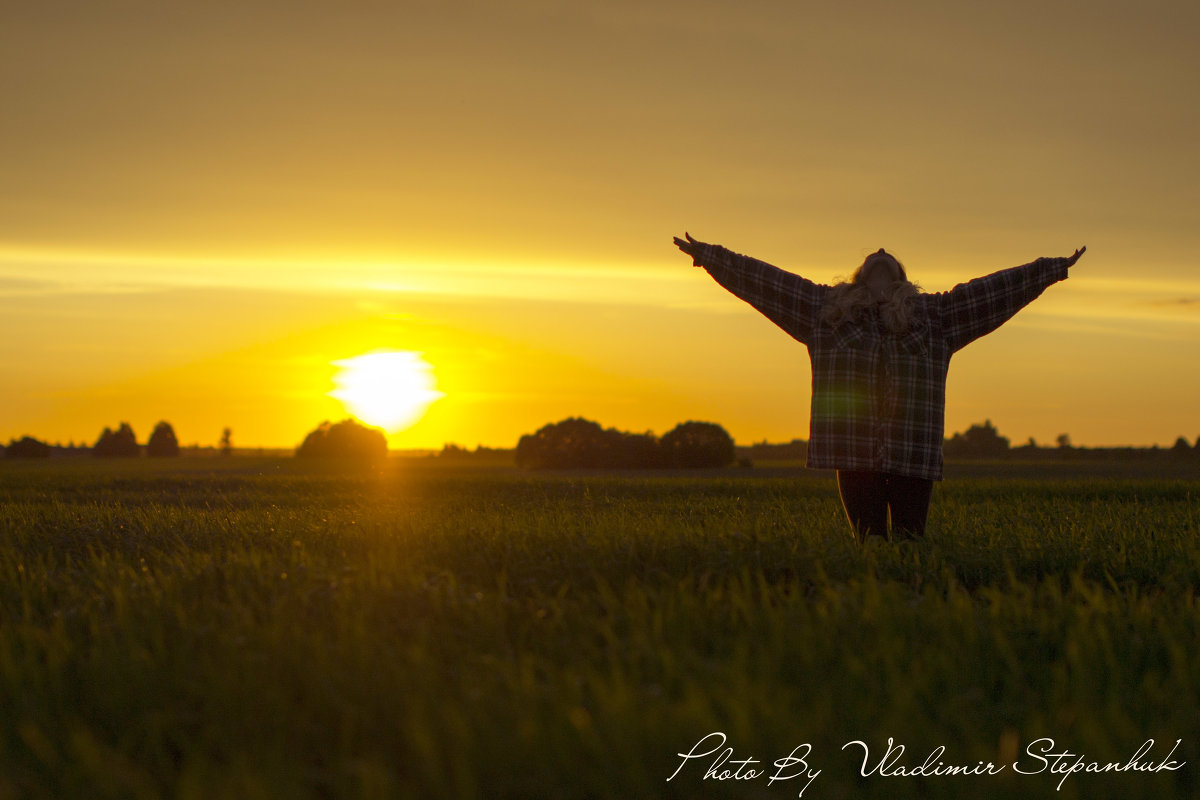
[5,436,51,459]
[515,417,615,469]
[660,421,736,468]
[147,421,181,457]
[297,419,388,461]
[944,420,1010,458]
[516,418,734,469]
[94,423,140,458]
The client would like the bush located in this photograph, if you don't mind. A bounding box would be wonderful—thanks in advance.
[296,419,388,461]
[944,419,1010,458]
[515,418,734,470]
[5,436,51,459]
[660,421,736,468]
[515,417,617,469]
[614,431,665,468]
[147,421,181,457]
[94,423,140,458]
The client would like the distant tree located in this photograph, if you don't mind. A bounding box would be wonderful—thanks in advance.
[516,418,743,470]
[220,427,233,456]
[93,423,140,457]
[516,418,669,469]
[438,443,471,459]
[1171,436,1193,458]
[1056,433,1072,449]
[5,436,51,459]
[617,430,666,468]
[434,443,515,464]
[944,420,1010,458]
[515,417,614,469]
[296,419,388,461]
[1010,436,1038,455]
[660,421,736,468]
[146,421,181,457]
[747,439,808,461]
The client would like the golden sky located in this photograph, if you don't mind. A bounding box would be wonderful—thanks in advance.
[3,1,1199,450]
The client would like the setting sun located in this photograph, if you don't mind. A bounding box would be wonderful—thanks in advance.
[329,351,444,434]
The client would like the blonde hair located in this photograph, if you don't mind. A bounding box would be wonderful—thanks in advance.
[820,250,921,333]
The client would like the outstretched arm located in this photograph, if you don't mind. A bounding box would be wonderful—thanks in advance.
[937,246,1086,352]
[674,232,828,345]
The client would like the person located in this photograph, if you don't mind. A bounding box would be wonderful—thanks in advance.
[673,234,1086,543]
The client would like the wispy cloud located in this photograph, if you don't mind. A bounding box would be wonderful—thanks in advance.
[0,249,717,310]
[1011,313,1188,341]
[0,276,61,294]
[1141,296,1200,310]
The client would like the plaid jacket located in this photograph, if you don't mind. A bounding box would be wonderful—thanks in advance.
[692,244,1071,480]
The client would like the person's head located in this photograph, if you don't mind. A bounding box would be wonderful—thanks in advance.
[821,248,920,332]
[852,249,908,300]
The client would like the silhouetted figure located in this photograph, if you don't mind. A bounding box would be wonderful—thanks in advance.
[675,234,1085,543]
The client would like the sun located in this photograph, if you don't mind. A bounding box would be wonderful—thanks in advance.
[329,350,444,432]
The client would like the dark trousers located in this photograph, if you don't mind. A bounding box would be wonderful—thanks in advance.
[836,470,934,543]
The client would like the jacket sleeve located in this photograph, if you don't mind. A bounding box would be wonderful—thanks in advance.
[691,242,828,346]
[935,257,1071,352]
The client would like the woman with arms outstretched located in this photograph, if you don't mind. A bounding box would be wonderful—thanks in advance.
[674,234,1086,543]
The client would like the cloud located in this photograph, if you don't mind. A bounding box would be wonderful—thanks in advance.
[0,276,61,294]
[1143,297,1200,310]
[0,248,719,310]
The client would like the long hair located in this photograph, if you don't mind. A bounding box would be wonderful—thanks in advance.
[820,250,921,333]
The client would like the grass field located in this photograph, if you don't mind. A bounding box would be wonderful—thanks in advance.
[1,457,1198,799]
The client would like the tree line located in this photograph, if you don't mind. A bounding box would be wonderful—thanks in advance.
[943,420,1200,459]
[0,418,380,461]
[3,422,233,459]
[7,416,1200,464]
[515,417,736,469]
[291,417,738,468]
[2,416,738,468]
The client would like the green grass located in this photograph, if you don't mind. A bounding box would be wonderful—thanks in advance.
[1,457,1198,799]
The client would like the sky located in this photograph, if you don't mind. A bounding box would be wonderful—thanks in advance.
[3,0,1199,450]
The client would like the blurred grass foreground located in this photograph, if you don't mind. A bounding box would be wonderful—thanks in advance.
[1,457,1198,799]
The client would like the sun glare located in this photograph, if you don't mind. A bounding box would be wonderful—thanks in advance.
[329,350,444,432]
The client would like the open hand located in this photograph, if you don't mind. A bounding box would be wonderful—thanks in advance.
[1064,246,1087,268]
[673,232,704,260]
